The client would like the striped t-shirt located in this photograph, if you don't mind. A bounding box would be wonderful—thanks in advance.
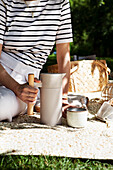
[0,0,73,72]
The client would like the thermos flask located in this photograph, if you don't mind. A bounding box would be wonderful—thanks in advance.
[40,73,65,126]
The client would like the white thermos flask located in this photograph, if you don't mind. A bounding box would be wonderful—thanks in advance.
[40,73,65,126]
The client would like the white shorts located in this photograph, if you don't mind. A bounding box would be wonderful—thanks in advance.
[0,63,40,122]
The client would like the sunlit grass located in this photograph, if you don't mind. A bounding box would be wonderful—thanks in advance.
[0,155,113,169]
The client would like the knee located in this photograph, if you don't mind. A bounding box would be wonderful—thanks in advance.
[0,87,18,122]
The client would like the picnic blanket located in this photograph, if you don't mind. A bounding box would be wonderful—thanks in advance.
[0,92,113,160]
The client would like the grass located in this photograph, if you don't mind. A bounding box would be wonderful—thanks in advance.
[0,55,113,169]
[0,155,113,169]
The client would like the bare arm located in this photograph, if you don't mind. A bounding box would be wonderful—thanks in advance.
[0,44,19,93]
[0,44,2,57]
[56,42,71,95]
[0,44,38,104]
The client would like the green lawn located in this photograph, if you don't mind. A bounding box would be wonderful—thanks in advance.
[0,155,113,169]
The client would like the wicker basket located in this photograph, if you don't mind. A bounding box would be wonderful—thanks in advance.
[48,60,110,93]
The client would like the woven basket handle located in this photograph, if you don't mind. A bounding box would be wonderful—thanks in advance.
[70,66,78,74]
[70,60,110,75]
[94,60,111,75]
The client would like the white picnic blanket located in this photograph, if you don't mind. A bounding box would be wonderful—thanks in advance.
[0,92,113,160]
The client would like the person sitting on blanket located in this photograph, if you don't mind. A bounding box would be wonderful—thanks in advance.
[0,0,73,121]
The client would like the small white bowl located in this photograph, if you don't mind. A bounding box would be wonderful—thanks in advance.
[67,107,88,128]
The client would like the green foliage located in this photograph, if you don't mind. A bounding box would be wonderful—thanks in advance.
[70,0,113,58]
[41,53,57,73]
[0,155,113,169]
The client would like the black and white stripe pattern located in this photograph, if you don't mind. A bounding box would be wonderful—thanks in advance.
[0,0,73,70]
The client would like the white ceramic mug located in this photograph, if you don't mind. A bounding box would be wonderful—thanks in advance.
[67,107,88,128]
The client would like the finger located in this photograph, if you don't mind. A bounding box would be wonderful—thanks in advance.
[26,91,38,98]
[62,104,70,112]
[20,91,37,103]
[25,86,38,94]
[24,93,37,103]
[24,95,37,103]
[27,96,37,101]
[34,78,41,83]
[22,83,38,93]
[20,91,37,100]
[24,100,36,105]
[62,103,76,113]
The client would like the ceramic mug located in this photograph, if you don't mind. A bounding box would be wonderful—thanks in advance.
[67,107,88,128]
